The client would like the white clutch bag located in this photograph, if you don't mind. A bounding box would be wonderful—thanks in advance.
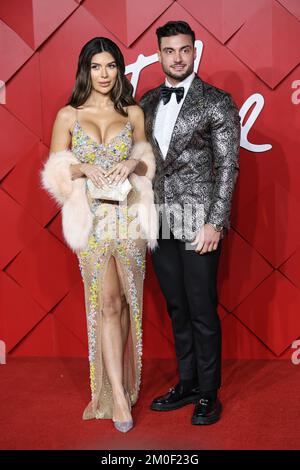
[86,178,132,202]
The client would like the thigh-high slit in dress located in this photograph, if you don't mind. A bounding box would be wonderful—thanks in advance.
[71,116,146,420]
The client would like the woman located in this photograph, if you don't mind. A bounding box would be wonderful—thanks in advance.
[41,37,157,433]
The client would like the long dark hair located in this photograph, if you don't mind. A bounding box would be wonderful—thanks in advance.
[66,37,136,117]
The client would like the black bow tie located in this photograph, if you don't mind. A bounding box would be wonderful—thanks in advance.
[160,85,185,105]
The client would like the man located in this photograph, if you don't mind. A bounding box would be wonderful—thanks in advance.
[140,20,240,425]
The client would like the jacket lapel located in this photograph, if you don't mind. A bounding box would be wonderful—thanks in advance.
[145,85,164,162]
[164,74,206,165]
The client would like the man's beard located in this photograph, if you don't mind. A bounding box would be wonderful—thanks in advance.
[163,62,194,83]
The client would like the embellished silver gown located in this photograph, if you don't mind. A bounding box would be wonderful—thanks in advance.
[71,117,146,420]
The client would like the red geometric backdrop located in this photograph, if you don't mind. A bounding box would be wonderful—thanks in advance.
[1,0,300,361]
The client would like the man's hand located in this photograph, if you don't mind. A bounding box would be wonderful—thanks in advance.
[191,224,221,254]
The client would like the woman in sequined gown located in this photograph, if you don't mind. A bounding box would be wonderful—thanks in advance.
[48,37,154,432]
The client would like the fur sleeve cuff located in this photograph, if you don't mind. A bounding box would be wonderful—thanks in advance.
[40,149,79,205]
[128,141,156,180]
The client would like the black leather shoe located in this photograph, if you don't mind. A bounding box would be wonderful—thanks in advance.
[151,383,200,411]
[192,396,222,425]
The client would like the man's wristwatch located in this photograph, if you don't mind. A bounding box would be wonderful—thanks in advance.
[208,223,223,232]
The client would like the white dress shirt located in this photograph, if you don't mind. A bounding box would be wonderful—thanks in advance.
[153,71,195,159]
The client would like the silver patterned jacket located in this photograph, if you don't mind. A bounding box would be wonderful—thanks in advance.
[140,74,241,242]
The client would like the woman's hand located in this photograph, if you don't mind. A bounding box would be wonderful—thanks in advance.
[106,159,138,185]
[80,163,110,188]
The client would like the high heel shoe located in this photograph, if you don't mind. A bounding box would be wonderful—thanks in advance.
[112,390,133,433]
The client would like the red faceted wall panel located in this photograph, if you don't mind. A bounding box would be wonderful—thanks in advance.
[1,0,300,361]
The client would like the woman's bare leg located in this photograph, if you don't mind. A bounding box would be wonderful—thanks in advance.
[116,261,130,349]
[101,256,131,423]
[121,299,130,348]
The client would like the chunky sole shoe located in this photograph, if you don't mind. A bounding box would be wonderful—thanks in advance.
[192,400,222,425]
[151,395,200,412]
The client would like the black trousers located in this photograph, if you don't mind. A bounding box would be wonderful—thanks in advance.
[151,228,222,392]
